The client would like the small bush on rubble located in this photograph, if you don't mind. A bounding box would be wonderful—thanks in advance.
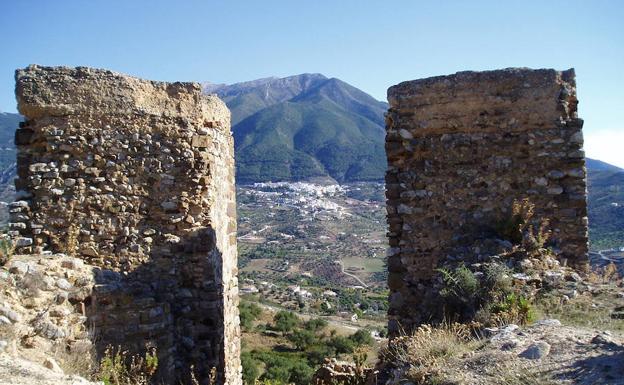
[0,236,14,266]
[97,345,158,385]
[379,323,479,385]
[495,198,552,256]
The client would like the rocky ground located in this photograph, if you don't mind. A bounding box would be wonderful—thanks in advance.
[464,321,624,384]
[0,254,100,385]
[315,258,624,385]
[316,320,624,385]
[2,252,624,385]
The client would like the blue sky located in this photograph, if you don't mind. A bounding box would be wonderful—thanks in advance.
[1,0,623,167]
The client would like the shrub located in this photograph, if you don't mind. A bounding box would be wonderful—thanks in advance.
[490,293,536,326]
[0,236,13,266]
[437,265,481,320]
[273,311,299,333]
[288,329,317,351]
[97,346,158,385]
[239,301,262,331]
[483,262,512,297]
[380,323,477,384]
[288,360,314,385]
[304,318,328,332]
[328,335,355,354]
[305,344,334,365]
[349,329,373,347]
[436,260,537,326]
[254,351,313,385]
[241,352,261,384]
[495,198,552,254]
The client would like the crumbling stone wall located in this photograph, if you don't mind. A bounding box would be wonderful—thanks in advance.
[385,68,589,333]
[11,65,241,385]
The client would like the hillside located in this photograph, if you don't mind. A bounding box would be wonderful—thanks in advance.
[0,113,20,174]
[0,113,20,225]
[203,73,329,126]
[205,74,388,183]
[586,158,624,173]
[588,168,624,249]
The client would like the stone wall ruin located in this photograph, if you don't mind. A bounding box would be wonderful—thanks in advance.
[11,65,241,385]
[385,68,589,334]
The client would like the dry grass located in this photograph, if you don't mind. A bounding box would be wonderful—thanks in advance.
[96,345,158,385]
[15,269,46,298]
[0,323,17,345]
[536,262,623,331]
[536,286,624,332]
[379,322,561,385]
[587,262,621,284]
[0,236,14,266]
[380,323,481,384]
[52,338,96,377]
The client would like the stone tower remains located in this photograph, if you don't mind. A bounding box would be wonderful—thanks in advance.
[385,68,589,334]
[12,65,241,385]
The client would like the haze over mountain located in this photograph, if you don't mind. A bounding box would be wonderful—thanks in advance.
[204,74,388,183]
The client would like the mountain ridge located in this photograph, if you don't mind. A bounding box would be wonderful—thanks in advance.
[206,73,388,183]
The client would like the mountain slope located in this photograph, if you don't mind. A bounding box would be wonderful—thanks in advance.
[587,168,624,249]
[207,74,388,183]
[0,112,21,173]
[586,158,623,173]
[203,74,329,126]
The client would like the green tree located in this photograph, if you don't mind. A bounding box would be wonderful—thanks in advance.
[258,354,292,383]
[288,329,317,350]
[305,344,334,365]
[289,360,314,385]
[241,352,260,384]
[273,311,299,333]
[239,302,262,331]
[328,335,355,354]
[348,329,373,346]
[304,318,328,332]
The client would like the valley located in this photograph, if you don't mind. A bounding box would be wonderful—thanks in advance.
[236,182,389,322]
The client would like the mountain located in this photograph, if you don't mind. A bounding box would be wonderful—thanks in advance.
[587,166,624,250]
[0,112,21,174]
[205,74,388,184]
[203,74,329,126]
[0,113,20,225]
[586,158,623,173]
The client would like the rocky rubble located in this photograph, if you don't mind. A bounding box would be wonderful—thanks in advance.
[0,253,99,384]
[314,319,624,385]
[382,322,624,385]
[312,358,373,385]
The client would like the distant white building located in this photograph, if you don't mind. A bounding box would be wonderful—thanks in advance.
[240,285,259,294]
[287,285,312,298]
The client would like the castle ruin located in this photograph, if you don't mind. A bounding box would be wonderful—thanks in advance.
[385,68,589,333]
[11,65,241,385]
